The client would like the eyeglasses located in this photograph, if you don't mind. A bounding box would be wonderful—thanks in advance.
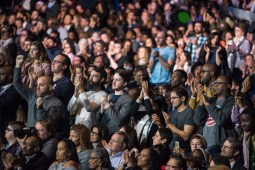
[52,60,63,64]
[213,82,229,86]
[90,131,98,136]
[170,96,180,100]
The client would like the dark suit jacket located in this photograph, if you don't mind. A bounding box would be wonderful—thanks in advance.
[0,85,20,132]
[232,162,247,170]
[20,152,52,170]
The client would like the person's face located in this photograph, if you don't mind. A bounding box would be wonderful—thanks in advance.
[155,32,166,46]
[89,151,101,169]
[171,72,182,88]
[166,158,182,170]
[194,23,203,34]
[220,140,235,159]
[138,47,147,59]
[200,65,212,84]
[104,68,112,84]
[64,44,72,54]
[170,92,183,109]
[29,45,40,58]
[101,34,110,44]
[145,39,153,48]
[112,73,126,91]
[113,43,122,54]
[0,68,10,86]
[137,149,150,168]
[69,130,80,147]
[194,66,202,77]
[152,131,164,145]
[89,70,101,84]
[75,68,83,79]
[191,138,203,151]
[72,57,82,67]
[246,33,254,42]
[1,27,10,40]
[211,35,219,45]
[90,127,100,143]
[235,27,244,38]
[64,15,72,25]
[134,70,145,85]
[36,77,51,97]
[93,56,104,68]
[240,114,255,132]
[108,134,125,153]
[91,33,100,42]
[24,41,32,52]
[212,77,230,96]
[51,55,66,73]
[245,55,255,68]
[22,137,38,156]
[56,141,70,162]
[225,32,233,42]
[177,39,185,48]
[5,125,15,140]
[166,36,174,46]
[35,122,50,141]
[123,41,132,51]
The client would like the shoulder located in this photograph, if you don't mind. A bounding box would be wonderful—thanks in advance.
[64,160,79,168]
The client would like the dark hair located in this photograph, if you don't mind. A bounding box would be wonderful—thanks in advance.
[144,148,161,170]
[171,87,189,104]
[206,32,220,47]
[191,61,203,77]
[28,135,43,150]
[59,53,71,74]
[65,39,76,54]
[113,131,129,148]
[169,154,187,170]
[115,69,130,83]
[174,69,188,83]
[93,67,107,83]
[119,125,140,151]
[211,156,230,168]
[8,121,25,131]
[224,137,242,153]
[151,94,167,112]
[235,22,246,33]
[241,107,255,119]
[91,123,109,142]
[59,139,79,163]
[158,128,173,146]
[92,147,112,169]
[105,67,115,76]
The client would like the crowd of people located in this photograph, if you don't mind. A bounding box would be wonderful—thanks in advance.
[1,0,255,169]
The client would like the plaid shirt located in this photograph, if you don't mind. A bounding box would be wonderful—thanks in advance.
[185,36,207,64]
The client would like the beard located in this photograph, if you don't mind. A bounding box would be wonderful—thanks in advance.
[86,80,101,91]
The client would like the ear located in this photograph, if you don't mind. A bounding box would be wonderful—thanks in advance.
[124,82,127,87]
[100,78,105,83]
[49,85,53,91]
[62,65,67,70]
[121,143,126,150]
[34,146,40,152]
[161,139,167,144]
[181,96,186,102]
[210,71,214,77]
[234,150,239,157]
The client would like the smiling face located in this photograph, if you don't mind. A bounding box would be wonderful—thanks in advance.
[240,114,255,132]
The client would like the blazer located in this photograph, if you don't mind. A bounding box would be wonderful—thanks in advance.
[101,92,133,134]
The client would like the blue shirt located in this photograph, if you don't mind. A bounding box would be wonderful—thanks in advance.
[149,46,175,85]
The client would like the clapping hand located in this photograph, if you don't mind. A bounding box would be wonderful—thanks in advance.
[16,55,24,68]
[36,97,44,109]
[162,111,171,125]
[152,113,163,128]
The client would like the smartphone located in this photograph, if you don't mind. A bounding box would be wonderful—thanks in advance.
[175,141,179,149]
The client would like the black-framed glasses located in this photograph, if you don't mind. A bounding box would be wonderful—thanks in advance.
[5,128,14,132]
[90,131,98,136]
[170,96,180,100]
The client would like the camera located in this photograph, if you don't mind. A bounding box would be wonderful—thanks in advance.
[13,127,38,139]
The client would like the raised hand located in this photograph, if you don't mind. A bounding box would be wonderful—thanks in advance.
[162,111,171,125]
[36,97,44,109]
[16,55,25,68]
[141,81,149,96]
[151,113,163,128]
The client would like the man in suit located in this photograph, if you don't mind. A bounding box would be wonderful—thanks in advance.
[100,69,133,134]
[220,137,246,170]
[0,65,20,133]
